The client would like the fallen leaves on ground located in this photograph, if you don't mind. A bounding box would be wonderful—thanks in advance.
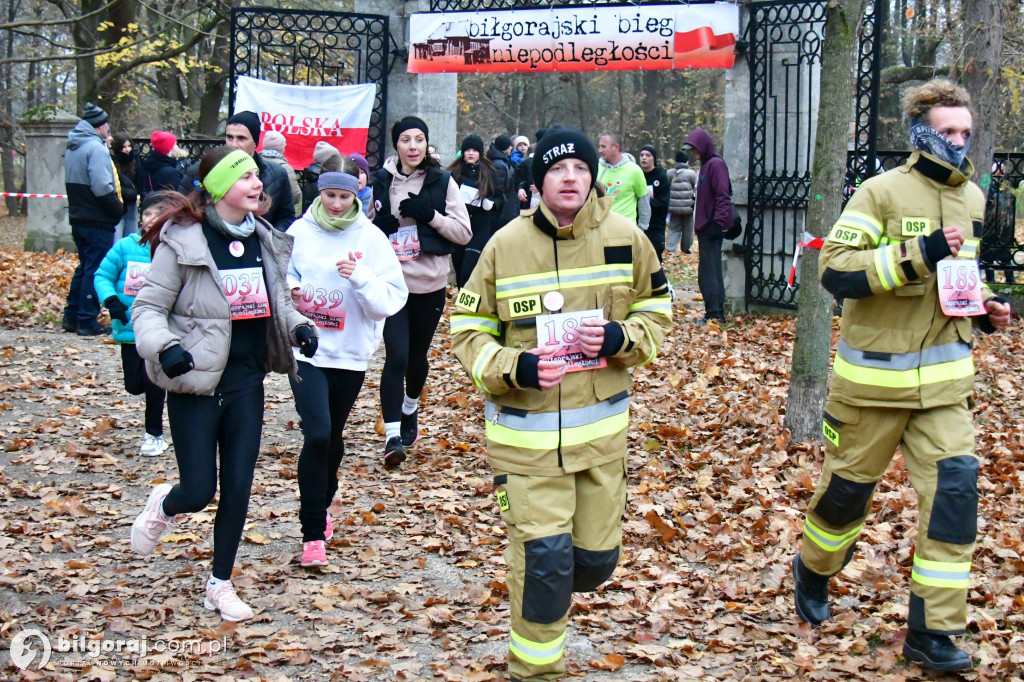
[0,246,1022,681]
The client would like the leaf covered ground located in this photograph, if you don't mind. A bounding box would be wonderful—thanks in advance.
[0,237,1022,681]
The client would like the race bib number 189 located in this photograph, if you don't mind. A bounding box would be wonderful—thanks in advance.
[220,267,271,320]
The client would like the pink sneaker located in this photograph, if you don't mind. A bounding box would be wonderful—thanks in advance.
[301,540,328,567]
[203,580,253,622]
[324,511,333,542]
[130,483,174,555]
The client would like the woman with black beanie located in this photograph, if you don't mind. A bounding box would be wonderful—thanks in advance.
[449,134,501,287]
[371,116,472,467]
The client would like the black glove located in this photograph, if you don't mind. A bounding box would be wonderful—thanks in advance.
[597,321,626,357]
[398,191,435,223]
[374,209,400,234]
[295,325,318,358]
[924,228,953,265]
[104,296,129,324]
[159,344,194,378]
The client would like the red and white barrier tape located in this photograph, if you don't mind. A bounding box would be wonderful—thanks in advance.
[1,192,68,199]
[787,231,825,288]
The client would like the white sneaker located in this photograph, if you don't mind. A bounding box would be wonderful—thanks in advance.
[130,483,174,555]
[204,580,254,622]
[140,434,169,456]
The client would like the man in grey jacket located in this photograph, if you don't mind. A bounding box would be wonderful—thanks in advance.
[62,102,124,336]
[666,150,698,255]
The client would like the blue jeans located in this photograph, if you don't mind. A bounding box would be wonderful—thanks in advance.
[64,225,114,327]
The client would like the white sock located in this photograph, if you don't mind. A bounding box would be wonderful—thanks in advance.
[207,576,228,588]
[402,395,418,415]
[384,422,401,442]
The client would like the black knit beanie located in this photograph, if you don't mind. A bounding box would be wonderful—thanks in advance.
[531,128,599,192]
[461,134,485,155]
[494,134,513,152]
[226,111,261,145]
[640,144,658,163]
[535,128,548,143]
[392,116,429,148]
[82,102,108,128]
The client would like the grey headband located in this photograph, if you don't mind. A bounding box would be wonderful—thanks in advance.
[317,172,360,195]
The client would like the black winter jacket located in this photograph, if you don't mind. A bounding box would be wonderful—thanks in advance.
[140,152,186,199]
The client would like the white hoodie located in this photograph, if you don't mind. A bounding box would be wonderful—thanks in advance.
[287,206,408,370]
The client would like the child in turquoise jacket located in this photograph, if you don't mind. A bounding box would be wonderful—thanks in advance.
[94,191,171,456]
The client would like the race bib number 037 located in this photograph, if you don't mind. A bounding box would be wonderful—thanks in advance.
[536,308,607,373]
[220,267,271,320]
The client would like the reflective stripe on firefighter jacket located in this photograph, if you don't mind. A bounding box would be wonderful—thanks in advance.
[818,151,992,409]
[450,190,673,476]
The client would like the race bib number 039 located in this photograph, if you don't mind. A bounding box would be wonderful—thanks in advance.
[391,225,421,261]
[295,285,346,329]
[937,259,983,316]
[123,261,151,296]
[536,308,607,373]
[220,267,271,320]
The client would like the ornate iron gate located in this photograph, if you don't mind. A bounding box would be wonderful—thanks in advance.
[746,0,885,309]
[229,7,391,169]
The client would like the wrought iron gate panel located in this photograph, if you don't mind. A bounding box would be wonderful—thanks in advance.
[746,0,883,309]
[229,8,389,169]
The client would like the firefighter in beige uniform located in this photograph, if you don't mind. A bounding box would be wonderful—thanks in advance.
[793,80,1012,672]
[450,129,672,681]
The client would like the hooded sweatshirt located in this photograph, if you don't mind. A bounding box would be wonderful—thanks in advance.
[372,156,472,294]
[684,128,733,235]
[64,120,123,229]
[287,203,408,370]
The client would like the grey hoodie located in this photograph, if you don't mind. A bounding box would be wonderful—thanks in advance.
[64,120,123,229]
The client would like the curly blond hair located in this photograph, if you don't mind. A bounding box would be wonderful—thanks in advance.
[902,79,972,122]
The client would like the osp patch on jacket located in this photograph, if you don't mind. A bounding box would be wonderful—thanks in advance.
[455,288,481,312]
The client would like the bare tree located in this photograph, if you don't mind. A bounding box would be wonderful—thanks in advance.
[959,0,1003,186]
[786,0,870,442]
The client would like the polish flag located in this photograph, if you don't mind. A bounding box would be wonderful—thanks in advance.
[234,76,376,169]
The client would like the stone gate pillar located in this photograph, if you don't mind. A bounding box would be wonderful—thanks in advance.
[361,0,459,165]
[22,108,78,253]
[722,8,750,314]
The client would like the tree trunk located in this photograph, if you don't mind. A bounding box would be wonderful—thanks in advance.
[73,0,102,112]
[196,12,232,136]
[959,0,1002,187]
[785,0,868,442]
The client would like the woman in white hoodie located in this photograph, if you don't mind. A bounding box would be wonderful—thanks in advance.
[286,157,408,568]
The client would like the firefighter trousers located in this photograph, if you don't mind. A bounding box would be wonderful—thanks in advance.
[494,458,626,682]
[801,399,978,634]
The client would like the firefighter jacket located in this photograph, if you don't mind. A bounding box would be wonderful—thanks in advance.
[450,190,673,477]
[819,150,994,409]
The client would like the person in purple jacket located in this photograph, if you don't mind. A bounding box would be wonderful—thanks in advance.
[683,128,732,323]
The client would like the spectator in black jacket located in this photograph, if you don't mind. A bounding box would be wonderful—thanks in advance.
[301,141,342,212]
[182,111,296,230]
[639,144,670,262]
[486,135,516,229]
[62,102,123,336]
[141,131,186,201]
[111,132,139,240]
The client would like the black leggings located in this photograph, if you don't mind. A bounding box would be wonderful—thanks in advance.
[290,361,364,542]
[120,343,166,436]
[380,288,446,423]
[161,384,264,580]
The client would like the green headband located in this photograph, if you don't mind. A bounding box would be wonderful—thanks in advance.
[202,149,258,202]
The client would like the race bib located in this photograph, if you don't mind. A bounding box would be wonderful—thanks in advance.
[295,284,346,329]
[459,184,480,205]
[220,267,270,320]
[536,308,607,373]
[391,225,421,261]
[123,261,150,296]
[937,259,984,316]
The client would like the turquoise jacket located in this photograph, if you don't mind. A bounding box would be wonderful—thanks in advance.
[93,233,151,343]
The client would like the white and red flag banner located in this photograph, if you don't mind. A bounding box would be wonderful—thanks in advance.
[234,76,376,169]
[408,2,738,74]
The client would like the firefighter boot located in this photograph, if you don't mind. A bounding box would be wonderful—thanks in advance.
[902,630,971,672]
[792,554,830,626]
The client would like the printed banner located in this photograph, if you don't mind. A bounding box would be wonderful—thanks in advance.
[408,2,738,73]
[234,76,376,169]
